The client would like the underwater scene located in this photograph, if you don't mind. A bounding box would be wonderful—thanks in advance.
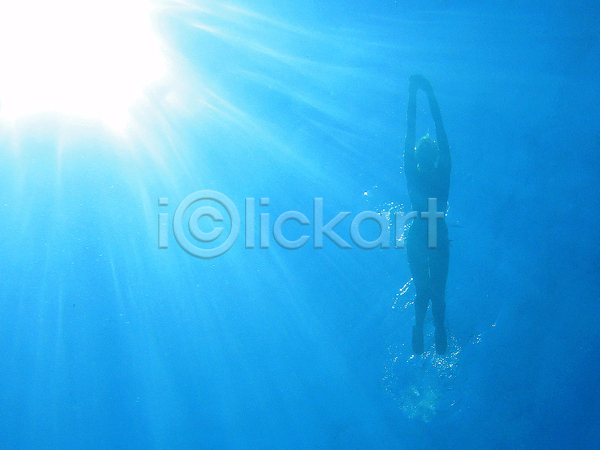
[0,0,598,448]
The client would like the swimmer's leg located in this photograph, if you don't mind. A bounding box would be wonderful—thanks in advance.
[430,225,449,354]
[431,295,447,354]
[407,224,431,355]
[412,293,429,354]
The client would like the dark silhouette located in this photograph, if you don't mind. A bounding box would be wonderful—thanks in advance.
[404,74,450,355]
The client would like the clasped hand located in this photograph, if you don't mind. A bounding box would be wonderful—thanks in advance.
[409,74,433,94]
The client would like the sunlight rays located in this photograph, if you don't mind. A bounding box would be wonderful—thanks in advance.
[0,0,392,162]
[170,0,395,128]
[159,1,399,188]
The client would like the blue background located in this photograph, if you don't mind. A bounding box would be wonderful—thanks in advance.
[1,0,599,448]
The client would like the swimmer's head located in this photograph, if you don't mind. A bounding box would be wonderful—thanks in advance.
[415,135,439,172]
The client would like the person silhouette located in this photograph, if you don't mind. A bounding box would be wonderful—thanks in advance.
[404,74,451,355]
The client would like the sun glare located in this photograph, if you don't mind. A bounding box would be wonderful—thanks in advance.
[0,0,167,131]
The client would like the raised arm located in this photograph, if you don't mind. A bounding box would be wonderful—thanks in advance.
[420,78,450,172]
[404,76,418,171]
[405,74,451,178]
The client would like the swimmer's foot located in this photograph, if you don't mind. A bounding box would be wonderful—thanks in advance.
[435,326,447,355]
[412,325,424,355]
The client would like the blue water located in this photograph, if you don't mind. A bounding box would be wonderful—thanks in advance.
[1,0,599,448]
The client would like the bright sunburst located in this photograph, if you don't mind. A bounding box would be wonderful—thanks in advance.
[0,0,167,131]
